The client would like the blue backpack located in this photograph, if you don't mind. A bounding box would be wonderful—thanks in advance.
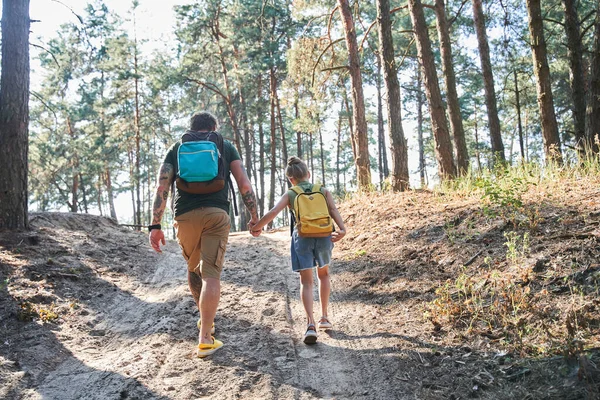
[176,131,226,194]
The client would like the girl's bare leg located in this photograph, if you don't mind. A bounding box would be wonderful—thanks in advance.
[299,269,315,325]
[317,265,330,319]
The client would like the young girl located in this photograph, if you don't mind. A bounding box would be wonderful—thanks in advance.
[249,157,346,344]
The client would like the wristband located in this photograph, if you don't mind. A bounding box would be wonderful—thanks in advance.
[148,224,161,232]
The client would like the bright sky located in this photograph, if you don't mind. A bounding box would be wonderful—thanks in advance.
[29,0,192,45]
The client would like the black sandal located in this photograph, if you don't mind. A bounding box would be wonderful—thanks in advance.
[303,324,318,344]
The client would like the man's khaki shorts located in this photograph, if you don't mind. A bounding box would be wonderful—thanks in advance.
[174,207,231,279]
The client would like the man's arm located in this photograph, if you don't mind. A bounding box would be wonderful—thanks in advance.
[230,160,259,222]
[149,163,175,253]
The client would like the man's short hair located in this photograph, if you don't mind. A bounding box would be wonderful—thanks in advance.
[190,111,219,131]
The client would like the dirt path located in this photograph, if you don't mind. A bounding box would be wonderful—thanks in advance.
[6,229,413,399]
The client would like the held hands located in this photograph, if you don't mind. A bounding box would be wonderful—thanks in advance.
[149,229,166,253]
[248,218,262,237]
[331,229,346,243]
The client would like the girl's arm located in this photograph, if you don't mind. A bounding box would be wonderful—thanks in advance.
[251,193,290,233]
[325,189,346,242]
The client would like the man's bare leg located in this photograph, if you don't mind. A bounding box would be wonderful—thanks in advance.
[199,277,220,344]
[188,270,202,309]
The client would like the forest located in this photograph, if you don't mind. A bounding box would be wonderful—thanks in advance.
[1,0,599,231]
[1,1,600,398]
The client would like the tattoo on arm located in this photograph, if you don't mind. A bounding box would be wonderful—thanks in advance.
[241,189,258,219]
[151,163,174,224]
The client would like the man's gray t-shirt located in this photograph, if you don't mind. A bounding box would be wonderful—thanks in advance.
[163,137,241,217]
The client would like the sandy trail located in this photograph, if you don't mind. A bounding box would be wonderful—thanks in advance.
[12,230,412,400]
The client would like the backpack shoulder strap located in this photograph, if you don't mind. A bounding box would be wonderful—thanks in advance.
[290,185,303,195]
[312,183,322,193]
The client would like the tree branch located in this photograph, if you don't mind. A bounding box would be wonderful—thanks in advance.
[391,6,408,14]
[184,77,229,103]
[397,37,416,69]
[321,66,349,73]
[358,20,378,52]
[327,5,339,42]
[51,0,84,24]
[30,43,60,68]
[312,37,345,87]
[449,0,469,27]
[543,17,565,27]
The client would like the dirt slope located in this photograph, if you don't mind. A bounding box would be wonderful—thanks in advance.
[1,213,408,399]
[1,178,599,400]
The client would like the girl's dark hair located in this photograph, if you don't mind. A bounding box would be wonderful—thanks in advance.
[286,156,309,181]
[190,111,219,131]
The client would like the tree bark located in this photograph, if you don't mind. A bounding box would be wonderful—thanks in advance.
[319,126,326,185]
[336,107,343,194]
[377,0,410,190]
[562,0,587,155]
[257,75,266,217]
[338,0,372,190]
[585,0,600,152]
[268,67,277,229]
[416,63,426,187]
[66,117,79,213]
[133,9,142,228]
[473,0,505,164]
[276,90,288,165]
[513,69,526,161]
[527,0,563,164]
[0,0,30,229]
[105,165,117,221]
[434,0,469,175]
[294,95,302,159]
[408,0,456,181]
[376,55,385,186]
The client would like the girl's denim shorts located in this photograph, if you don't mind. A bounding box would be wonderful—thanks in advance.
[290,230,334,272]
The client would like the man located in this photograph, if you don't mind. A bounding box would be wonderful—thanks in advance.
[148,111,258,357]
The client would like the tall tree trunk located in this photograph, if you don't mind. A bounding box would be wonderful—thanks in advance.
[474,105,482,171]
[309,132,314,179]
[133,9,142,228]
[377,0,410,190]
[0,0,30,229]
[527,0,563,164]
[66,117,79,213]
[294,96,302,158]
[213,7,242,154]
[417,64,426,187]
[97,174,104,217]
[338,0,372,190]
[105,165,117,221]
[127,147,136,223]
[435,0,469,174]
[268,67,277,229]
[473,0,505,164]
[239,88,250,231]
[276,90,288,165]
[319,126,326,185]
[562,0,586,155]
[408,0,456,180]
[376,54,386,185]
[79,173,88,213]
[258,75,265,217]
[336,107,343,194]
[585,0,600,152]
[513,70,526,161]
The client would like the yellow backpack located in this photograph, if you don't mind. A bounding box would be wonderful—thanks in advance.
[290,184,333,237]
